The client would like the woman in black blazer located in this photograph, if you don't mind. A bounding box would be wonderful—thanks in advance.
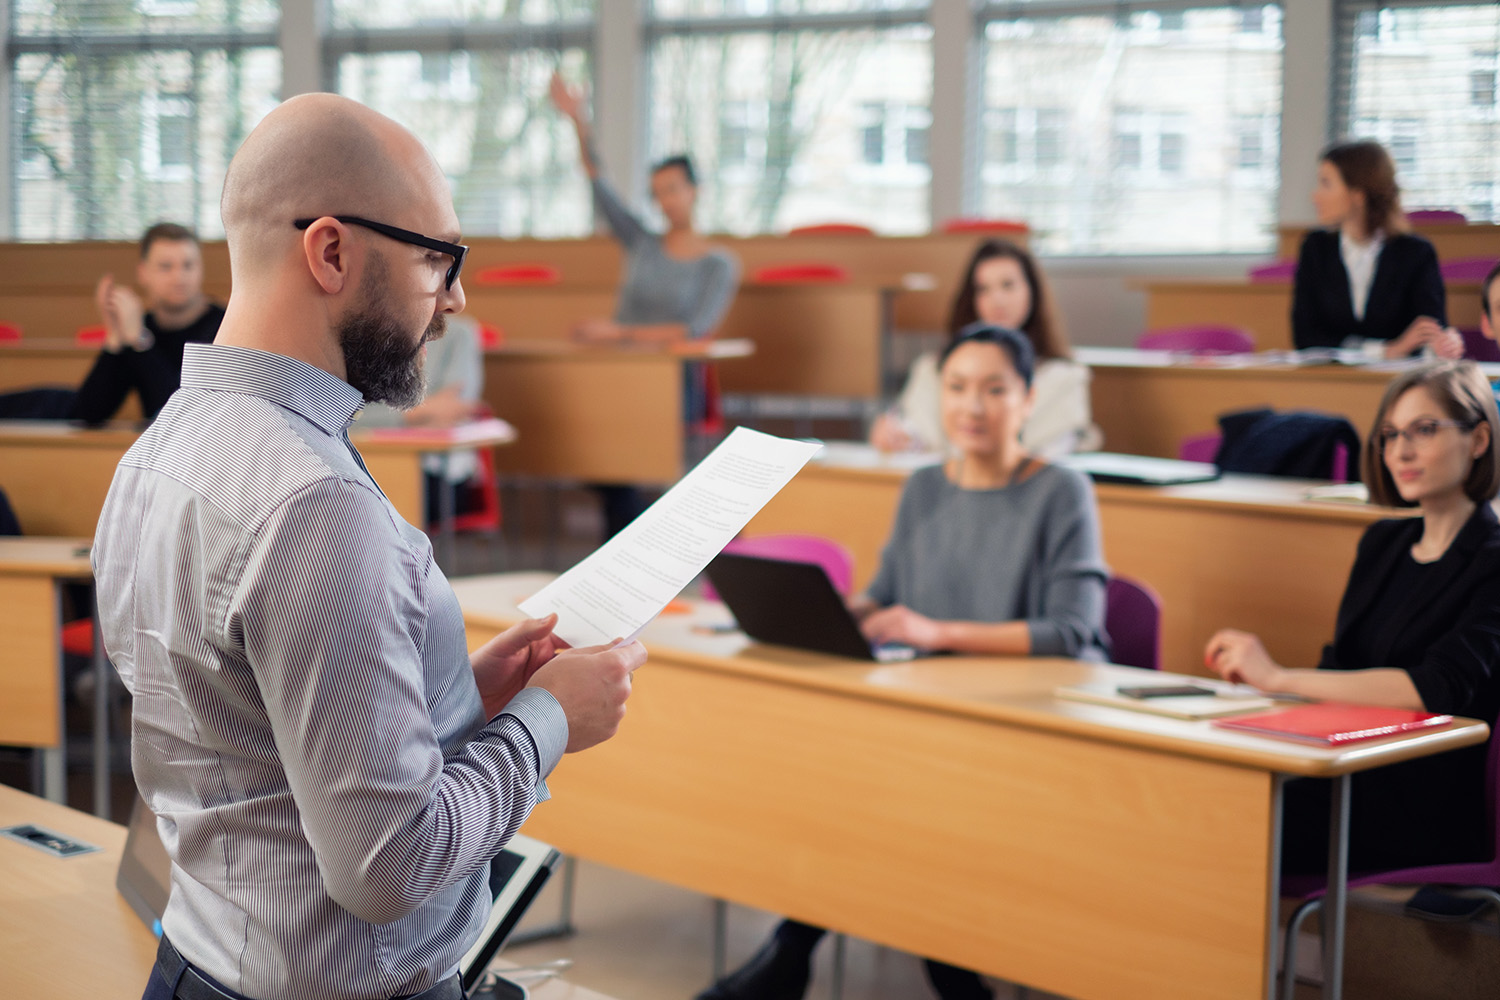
[1292,140,1463,359]
[1208,361,1500,873]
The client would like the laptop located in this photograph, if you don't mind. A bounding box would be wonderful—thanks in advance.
[703,552,917,662]
[1059,451,1220,486]
[118,793,560,998]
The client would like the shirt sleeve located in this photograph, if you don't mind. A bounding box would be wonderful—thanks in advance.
[227,477,560,926]
[1024,470,1110,658]
[68,349,136,424]
[684,252,741,338]
[1291,233,1332,351]
[592,176,649,251]
[892,353,943,452]
[1021,359,1094,459]
[865,473,924,608]
[1407,238,1447,328]
[1402,571,1500,723]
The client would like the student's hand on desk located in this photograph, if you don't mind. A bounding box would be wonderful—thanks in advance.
[1430,326,1466,359]
[869,413,914,453]
[406,388,481,428]
[861,605,944,650]
[471,614,566,718]
[1388,316,1445,359]
[1204,629,1285,690]
[573,319,625,343]
[528,639,646,752]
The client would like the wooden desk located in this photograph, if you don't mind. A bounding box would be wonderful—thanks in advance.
[742,445,1414,675]
[1079,347,1500,459]
[1139,279,1483,352]
[0,783,619,1000]
[0,538,92,803]
[0,420,507,536]
[455,575,1488,1000]
[1278,222,1500,264]
[0,339,144,420]
[483,339,752,484]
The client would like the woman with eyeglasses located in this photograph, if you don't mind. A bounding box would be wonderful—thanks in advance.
[1207,361,1500,874]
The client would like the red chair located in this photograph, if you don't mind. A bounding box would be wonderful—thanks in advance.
[1137,325,1255,354]
[1178,432,1222,464]
[75,325,108,345]
[1104,575,1162,672]
[751,262,850,284]
[940,217,1029,236]
[476,322,505,349]
[448,447,502,535]
[1440,257,1497,284]
[1407,209,1467,224]
[701,534,855,601]
[1248,260,1297,283]
[0,322,21,341]
[62,618,94,658]
[473,263,562,286]
[787,223,875,237]
[1277,719,1500,999]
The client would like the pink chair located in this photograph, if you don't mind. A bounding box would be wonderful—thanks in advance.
[1278,722,1500,999]
[1460,327,1500,362]
[752,262,850,284]
[1440,257,1497,284]
[1178,432,1222,464]
[787,223,875,237]
[1137,325,1256,354]
[1104,576,1162,672]
[1408,209,1468,225]
[1248,260,1298,283]
[940,217,1030,236]
[701,534,855,601]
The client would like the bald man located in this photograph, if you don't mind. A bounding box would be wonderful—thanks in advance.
[93,94,644,1000]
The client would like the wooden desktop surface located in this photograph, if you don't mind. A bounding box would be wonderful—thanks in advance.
[483,339,752,483]
[0,537,92,749]
[1078,347,1500,459]
[742,447,1412,676]
[1277,222,1500,263]
[0,419,507,536]
[455,574,1488,1000]
[1139,279,1483,352]
[0,784,617,1000]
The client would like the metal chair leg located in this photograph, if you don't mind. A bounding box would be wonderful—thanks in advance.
[829,932,846,1000]
[712,898,728,979]
[1281,897,1322,1000]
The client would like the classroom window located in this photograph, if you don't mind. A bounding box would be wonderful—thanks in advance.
[329,4,596,238]
[646,8,932,235]
[1336,3,1500,219]
[8,0,280,241]
[977,4,1284,256]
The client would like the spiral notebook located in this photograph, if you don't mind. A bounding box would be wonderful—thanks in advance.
[1211,703,1452,745]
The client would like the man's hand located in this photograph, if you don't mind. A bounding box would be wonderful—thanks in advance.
[470,614,564,718]
[861,604,944,649]
[527,639,646,752]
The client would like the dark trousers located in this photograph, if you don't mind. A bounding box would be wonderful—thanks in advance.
[776,920,992,1000]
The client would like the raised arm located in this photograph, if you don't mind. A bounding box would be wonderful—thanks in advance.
[549,71,599,180]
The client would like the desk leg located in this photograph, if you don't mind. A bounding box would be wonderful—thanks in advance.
[91,594,111,820]
[40,582,66,804]
[1266,775,1285,1000]
[1322,774,1351,1000]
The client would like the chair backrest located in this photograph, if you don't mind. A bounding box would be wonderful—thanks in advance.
[75,325,107,345]
[1459,327,1500,362]
[752,262,851,284]
[1136,325,1255,354]
[787,223,875,237]
[702,534,856,601]
[1440,256,1498,284]
[939,217,1029,236]
[0,322,21,341]
[449,445,502,535]
[1247,259,1297,283]
[1408,209,1468,224]
[477,322,505,349]
[473,263,562,287]
[1104,575,1162,672]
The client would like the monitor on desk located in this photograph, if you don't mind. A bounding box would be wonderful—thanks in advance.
[118,793,561,998]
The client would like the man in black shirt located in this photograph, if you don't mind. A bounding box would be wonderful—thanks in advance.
[69,222,225,424]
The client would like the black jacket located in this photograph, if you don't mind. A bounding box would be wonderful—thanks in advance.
[1295,504,1500,873]
[1291,230,1446,350]
[68,303,224,425]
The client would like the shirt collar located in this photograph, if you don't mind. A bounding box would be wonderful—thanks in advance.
[1339,228,1385,259]
[180,342,365,434]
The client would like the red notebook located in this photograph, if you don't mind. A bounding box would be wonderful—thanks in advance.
[1212,703,1452,745]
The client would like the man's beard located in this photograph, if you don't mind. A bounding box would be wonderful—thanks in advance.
[337,256,445,410]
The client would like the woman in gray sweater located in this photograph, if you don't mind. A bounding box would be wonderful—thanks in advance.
[697,325,1110,1000]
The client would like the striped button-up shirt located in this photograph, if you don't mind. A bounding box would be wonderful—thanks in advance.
[94,343,567,1000]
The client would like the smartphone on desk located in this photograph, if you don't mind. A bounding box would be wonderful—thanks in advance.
[1117,684,1217,699]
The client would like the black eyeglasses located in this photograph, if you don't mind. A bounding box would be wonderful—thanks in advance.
[294,216,467,291]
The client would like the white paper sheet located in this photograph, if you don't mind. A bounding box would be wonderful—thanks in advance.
[519,427,823,647]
